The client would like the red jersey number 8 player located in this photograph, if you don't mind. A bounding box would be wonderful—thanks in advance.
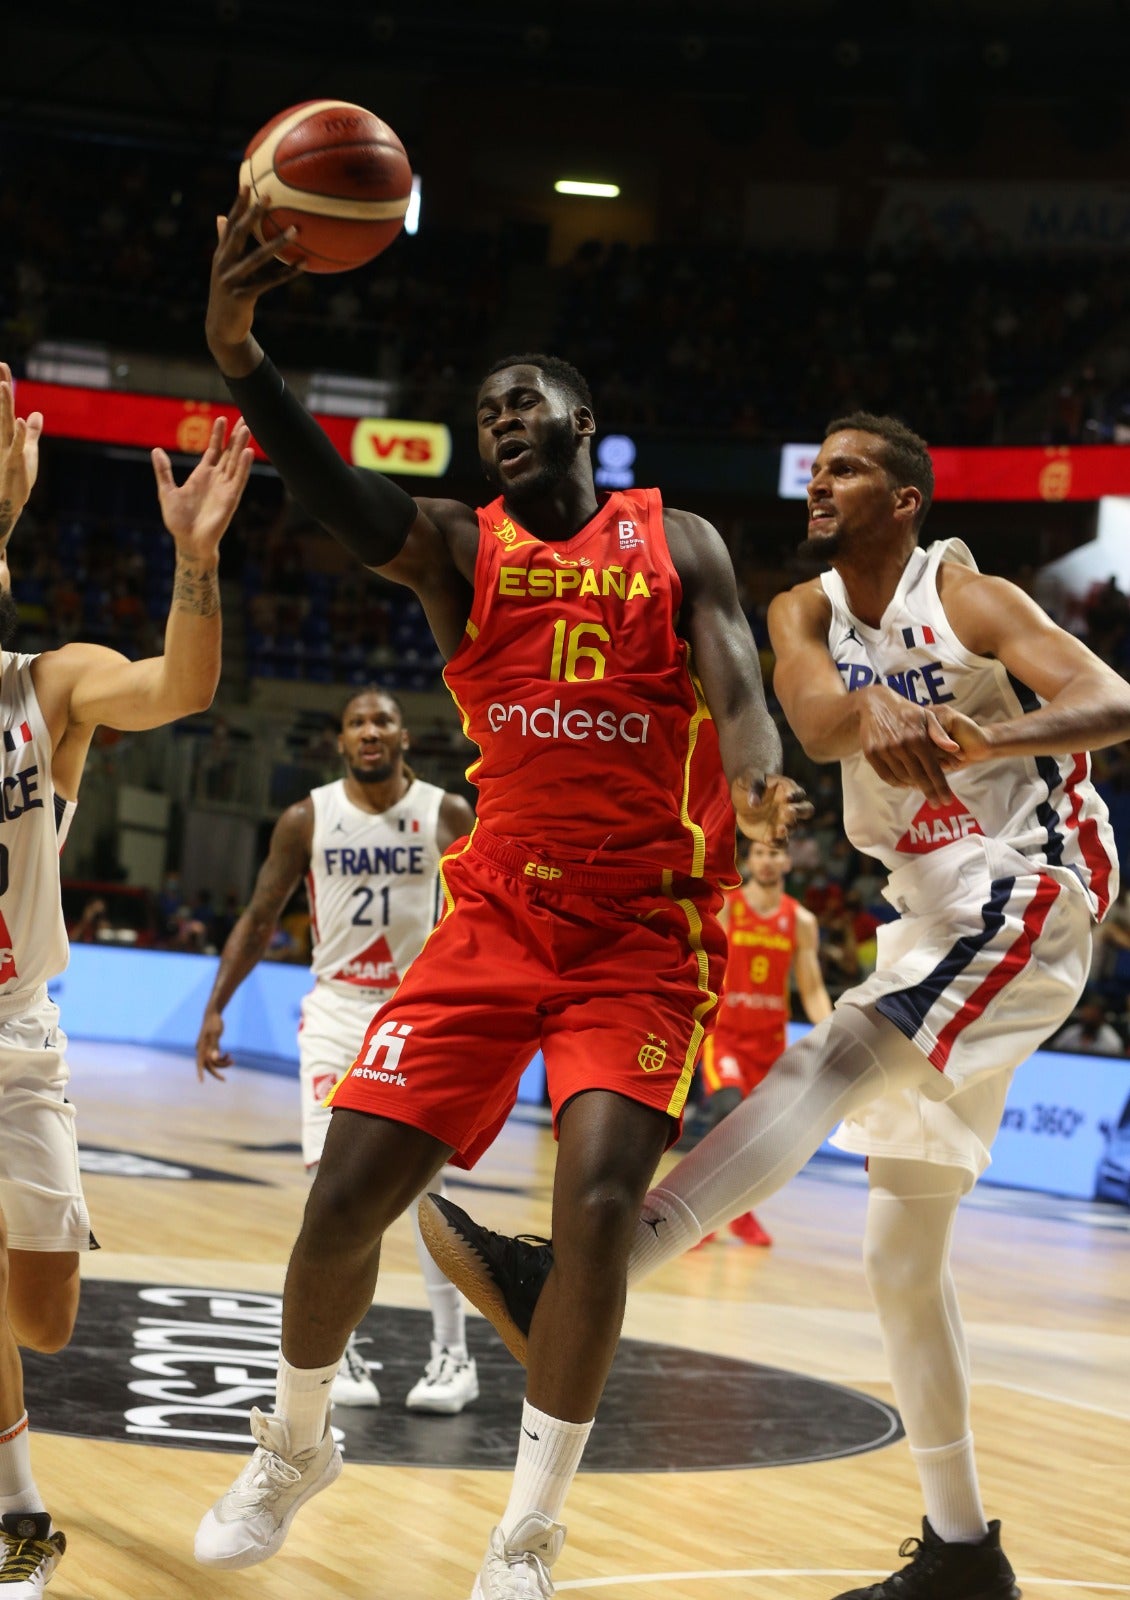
[694,838,832,1246]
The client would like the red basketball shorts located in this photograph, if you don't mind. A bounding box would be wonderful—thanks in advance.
[701,1018,786,1096]
[328,826,727,1168]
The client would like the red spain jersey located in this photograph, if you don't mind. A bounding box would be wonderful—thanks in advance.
[715,891,799,1052]
[442,488,736,885]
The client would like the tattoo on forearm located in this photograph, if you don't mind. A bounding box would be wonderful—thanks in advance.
[0,498,13,540]
[172,558,221,617]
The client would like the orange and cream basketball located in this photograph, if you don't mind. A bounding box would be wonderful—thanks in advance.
[239,99,413,273]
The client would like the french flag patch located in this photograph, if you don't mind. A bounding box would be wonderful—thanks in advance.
[901,624,936,649]
[3,721,31,752]
[396,818,421,833]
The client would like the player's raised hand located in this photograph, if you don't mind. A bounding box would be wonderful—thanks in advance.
[196,1007,233,1082]
[205,189,303,366]
[0,362,44,542]
[151,416,254,561]
[733,773,813,844]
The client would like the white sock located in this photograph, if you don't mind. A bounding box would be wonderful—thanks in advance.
[626,1006,922,1284]
[501,1401,593,1536]
[912,1433,989,1544]
[274,1352,338,1454]
[414,1194,466,1355]
[0,1414,45,1519]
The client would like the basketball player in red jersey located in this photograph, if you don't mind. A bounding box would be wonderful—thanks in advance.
[695,839,832,1246]
[192,192,809,1597]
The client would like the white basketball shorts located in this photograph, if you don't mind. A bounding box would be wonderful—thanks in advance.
[832,834,1093,1183]
[298,980,392,1166]
[0,987,92,1251]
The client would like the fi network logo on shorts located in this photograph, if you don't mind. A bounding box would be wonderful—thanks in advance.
[354,1020,413,1086]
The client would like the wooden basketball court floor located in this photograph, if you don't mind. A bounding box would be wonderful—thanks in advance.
[25,1038,1129,1598]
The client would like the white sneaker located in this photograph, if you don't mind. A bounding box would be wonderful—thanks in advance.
[405,1342,480,1414]
[0,1513,66,1596]
[194,1408,342,1569]
[330,1333,382,1407]
[471,1512,565,1599]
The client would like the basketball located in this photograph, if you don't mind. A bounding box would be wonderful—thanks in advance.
[239,100,413,273]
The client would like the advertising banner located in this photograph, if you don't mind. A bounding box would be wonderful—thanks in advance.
[49,945,547,1105]
[780,441,1130,502]
[873,182,1130,256]
[12,379,452,478]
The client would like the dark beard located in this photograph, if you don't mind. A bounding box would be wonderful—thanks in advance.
[350,759,395,785]
[795,529,843,570]
[0,591,19,649]
[480,417,582,503]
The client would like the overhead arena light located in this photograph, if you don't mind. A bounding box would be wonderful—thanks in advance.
[404,174,422,235]
[554,179,621,198]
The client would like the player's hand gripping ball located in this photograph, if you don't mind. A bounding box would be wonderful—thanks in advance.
[239,99,413,273]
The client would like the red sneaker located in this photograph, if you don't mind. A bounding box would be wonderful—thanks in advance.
[728,1211,772,1247]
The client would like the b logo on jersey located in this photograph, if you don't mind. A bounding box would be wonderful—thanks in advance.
[638,1034,668,1073]
[618,519,644,551]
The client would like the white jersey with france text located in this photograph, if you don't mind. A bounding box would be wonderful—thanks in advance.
[821,540,1118,919]
[306,777,445,993]
[0,651,77,1011]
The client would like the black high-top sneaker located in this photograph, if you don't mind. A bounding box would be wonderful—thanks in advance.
[417,1192,553,1365]
[831,1519,1020,1599]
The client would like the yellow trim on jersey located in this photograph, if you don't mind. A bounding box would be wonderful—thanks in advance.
[435,818,478,920]
[662,868,719,1116]
[701,1034,724,1095]
[677,656,710,880]
[464,618,479,641]
[443,672,484,786]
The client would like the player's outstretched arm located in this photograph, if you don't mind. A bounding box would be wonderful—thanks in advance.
[196,801,312,1081]
[665,508,810,842]
[204,190,303,380]
[44,418,250,734]
[205,190,428,575]
[0,363,43,548]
